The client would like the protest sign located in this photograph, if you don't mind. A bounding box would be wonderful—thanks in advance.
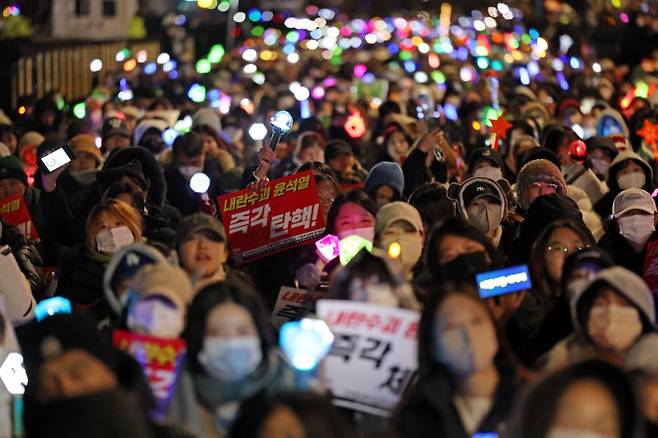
[113,330,186,420]
[271,286,329,328]
[0,195,39,241]
[643,240,658,294]
[217,171,325,263]
[316,300,419,417]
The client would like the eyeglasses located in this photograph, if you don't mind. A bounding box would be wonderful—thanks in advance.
[319,194,335,205]
[529,182,559,192]
[546,243,591,257]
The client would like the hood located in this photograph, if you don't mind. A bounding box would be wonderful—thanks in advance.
[572,266,656,337]
[449,176,509,225]
[605,149,653,193]
[103,146,167,206]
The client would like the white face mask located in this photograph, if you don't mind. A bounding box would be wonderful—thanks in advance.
[617,171,646,190]
[587,303,643,351]
[337,227,375,242]
[381,234,423,272]
[435,322,498,377]
[96,226,135,254]
[547,428,607,438]
[179,166,203,180]
[127,298,184,339]
[590,158,610,177]
[467,202,502,236]
[473,166,503,181]
[198,336,262,382]
[617,214,655,246]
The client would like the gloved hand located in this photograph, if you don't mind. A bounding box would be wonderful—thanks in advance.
[295,263,324,290]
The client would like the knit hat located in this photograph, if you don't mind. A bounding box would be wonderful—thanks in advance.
[103,243,168,315]
[375,201,423,236]
[69,134,102,165]
[612,188,657,218]
[573,266,656,337]
[364,162,404,199]
[96,159,148,191]
[516,159,567,210]
[133,118,168,146]
[102,117,131,140]
[177,213,226,245]
[22,313,117,378]
[0,155,27,185]
[128,262,194,310]
[625,334,658,375]
[18,131,45,153]
[192,108,221,134]
[468,147,504,170]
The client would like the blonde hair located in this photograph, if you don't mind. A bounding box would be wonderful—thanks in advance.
[86,198,143,251]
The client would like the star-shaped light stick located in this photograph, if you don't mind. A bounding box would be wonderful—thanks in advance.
[637,119,658,159]
[490,114,512,151]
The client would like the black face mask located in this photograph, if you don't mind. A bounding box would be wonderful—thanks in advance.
[440,251,490,282]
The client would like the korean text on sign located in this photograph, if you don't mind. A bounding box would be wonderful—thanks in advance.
[316,300,419,417]
[113,329,186,420]
[271,286,330,328]
[217,171,326,263]
[0,194,39,241]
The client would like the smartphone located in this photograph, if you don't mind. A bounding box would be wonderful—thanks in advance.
[476,265,532,299]
[472,434,499,438]
[39,145,75,174]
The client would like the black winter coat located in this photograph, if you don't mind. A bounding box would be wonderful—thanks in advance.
[393,371,516,438]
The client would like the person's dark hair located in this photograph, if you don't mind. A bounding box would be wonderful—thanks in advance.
[330,250,399,301]
[528,219,596,303]
[507,360,642,438]
[102,181,147,212]
[295,131,325,156]
[192,124,231,152]
[378,100,401,120]
[183,280,275,374]
[172,131,204,161]
[325,189,377,235]
[230,391,356,438]
[314,173,339,195]
[408,182,455,228]
[295,161,337,181]
[424,217,502,277]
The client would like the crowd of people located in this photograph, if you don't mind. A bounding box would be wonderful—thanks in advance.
[1,2,658,438]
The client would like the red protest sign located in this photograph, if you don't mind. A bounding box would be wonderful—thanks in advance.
[217,171,326,263]
[113,329,186,419]
[0,195,39,241]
